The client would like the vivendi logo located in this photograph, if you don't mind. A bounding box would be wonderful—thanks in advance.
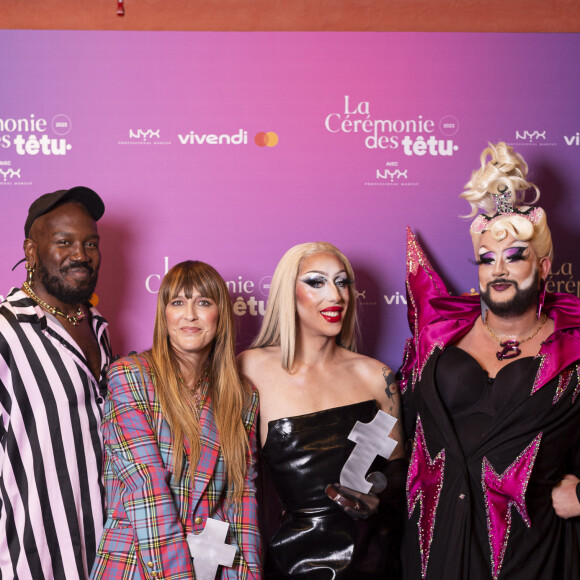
[384,291,407,306]
[564,132,580,146]
[176,129,279,147]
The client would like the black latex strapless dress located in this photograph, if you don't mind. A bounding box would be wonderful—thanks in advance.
[261,400,403,580]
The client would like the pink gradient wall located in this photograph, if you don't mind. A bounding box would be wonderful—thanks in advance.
[1,32,579,368]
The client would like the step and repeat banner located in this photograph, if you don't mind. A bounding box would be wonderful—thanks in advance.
[1,31,579,365]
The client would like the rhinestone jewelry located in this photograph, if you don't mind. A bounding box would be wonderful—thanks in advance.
[484,312,548,361]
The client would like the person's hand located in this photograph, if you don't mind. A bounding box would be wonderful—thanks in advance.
[552,474,580,519]
[325,483,379,520]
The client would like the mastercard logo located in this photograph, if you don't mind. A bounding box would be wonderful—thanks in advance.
[255,132,279,147]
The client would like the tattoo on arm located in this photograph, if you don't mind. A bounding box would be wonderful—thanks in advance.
[382,367,397,400]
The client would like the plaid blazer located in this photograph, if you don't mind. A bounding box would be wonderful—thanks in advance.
[90,355,261,580]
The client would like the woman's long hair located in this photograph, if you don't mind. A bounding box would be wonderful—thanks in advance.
[143,260,251,500]
[252,242,358,371]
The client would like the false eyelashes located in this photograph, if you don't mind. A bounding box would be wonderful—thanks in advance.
[300,274,353,288]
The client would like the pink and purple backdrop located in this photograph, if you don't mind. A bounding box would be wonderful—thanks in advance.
[1,31,579,367]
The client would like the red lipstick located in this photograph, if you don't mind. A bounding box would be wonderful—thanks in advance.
[320,306,343,323]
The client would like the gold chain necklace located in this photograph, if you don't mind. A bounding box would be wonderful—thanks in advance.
[484,312,548,361]
[22,282,86,326]
[179,365,209,413]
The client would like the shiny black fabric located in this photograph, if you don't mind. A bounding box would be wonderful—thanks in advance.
[261,400,404,580]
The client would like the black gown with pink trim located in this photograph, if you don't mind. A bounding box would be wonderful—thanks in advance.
[400,229,580,580]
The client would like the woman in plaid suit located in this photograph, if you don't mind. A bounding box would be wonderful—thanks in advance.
[91,260,261,580]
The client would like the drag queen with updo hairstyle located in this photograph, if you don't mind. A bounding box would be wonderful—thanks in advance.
[399,142,580,580]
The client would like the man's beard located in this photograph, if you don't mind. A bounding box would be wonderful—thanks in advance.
[480,270,540,318]
[36,261,98,305]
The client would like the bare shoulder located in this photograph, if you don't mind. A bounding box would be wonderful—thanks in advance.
[340,349,400,405]
[342,351,398,400]
[237,346,280,385]
[238,346,279,368]
[339,348,394,381]
[336,351,403,454]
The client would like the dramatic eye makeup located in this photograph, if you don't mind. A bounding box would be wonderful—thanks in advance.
[476,251,495,265]
[504,246,528,262]
[300,272,352,289]
[301,274,327,288]
[475,245,529,265]
[334,275,353,288]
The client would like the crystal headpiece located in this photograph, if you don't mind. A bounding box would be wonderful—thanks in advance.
[470,205,545,235]
[493,184,513,214]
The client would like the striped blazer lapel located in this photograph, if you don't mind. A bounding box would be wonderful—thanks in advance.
[190,392,221,506]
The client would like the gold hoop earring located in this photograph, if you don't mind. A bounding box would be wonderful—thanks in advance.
[25,262,35,285]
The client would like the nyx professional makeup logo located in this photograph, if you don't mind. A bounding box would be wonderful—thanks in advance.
[515,130,546,142]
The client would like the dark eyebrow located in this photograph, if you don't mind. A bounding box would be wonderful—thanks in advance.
[51,231,100,239]
[302,269,347,275]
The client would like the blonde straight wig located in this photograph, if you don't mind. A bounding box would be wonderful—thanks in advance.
[252,242,358,371]
[142,260,251,500]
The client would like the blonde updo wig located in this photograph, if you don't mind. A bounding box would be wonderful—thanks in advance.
[462,142,553,261]
[462,142,539,217]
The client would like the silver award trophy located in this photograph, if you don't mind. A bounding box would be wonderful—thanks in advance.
[187,518,237,580]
